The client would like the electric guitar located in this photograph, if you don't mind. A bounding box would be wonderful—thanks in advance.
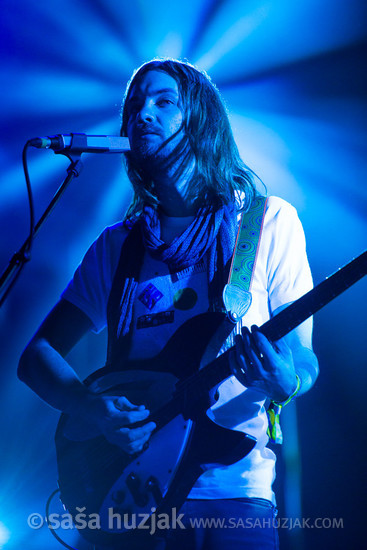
[55,250,367,547]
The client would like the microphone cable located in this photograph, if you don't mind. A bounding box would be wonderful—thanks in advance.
[0,141,35,306]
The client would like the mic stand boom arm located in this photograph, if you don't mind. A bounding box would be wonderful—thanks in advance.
[0,153,83,306]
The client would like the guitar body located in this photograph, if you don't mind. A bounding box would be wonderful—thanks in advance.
[54,250,367,546]
[52,249,367,546]
[55,313,257,547]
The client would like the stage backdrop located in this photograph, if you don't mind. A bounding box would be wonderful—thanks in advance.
[0,1,366,549]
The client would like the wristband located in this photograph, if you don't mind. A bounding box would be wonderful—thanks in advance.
[273,374,301,407]
[266,375,301,444]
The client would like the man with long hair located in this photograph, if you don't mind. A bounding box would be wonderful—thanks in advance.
[18,59,318,549]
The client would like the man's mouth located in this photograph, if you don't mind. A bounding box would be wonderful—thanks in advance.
[135,127,160,137]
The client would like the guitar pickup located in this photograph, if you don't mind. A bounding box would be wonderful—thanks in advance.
[146,476,163,505]
[125,472,149,507]
[111,489,126,505]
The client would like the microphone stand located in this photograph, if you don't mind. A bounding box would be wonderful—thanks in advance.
[0,153,84,306]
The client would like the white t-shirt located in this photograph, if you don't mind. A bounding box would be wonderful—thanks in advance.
[62,196,313,504]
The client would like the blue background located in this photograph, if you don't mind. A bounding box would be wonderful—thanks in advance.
[0,1,366,549]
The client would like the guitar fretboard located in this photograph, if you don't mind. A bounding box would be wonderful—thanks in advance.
[261,250,367,341]
[152,250,367,428]
[192,250,367,393]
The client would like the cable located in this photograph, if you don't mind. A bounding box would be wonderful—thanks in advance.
[0,142,35,306]
[23,140,36,249]
[45,488,80,550]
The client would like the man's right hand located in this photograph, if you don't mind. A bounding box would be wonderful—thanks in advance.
[69,393,157,454]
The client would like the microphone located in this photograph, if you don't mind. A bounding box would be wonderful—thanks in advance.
[29,133,130,153]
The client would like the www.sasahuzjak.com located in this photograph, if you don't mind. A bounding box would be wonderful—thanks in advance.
[27,509,344,536]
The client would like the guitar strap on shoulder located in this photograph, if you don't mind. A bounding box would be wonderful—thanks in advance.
[222,196,285,445]
[223,196,268,322]
[199,196,267,368]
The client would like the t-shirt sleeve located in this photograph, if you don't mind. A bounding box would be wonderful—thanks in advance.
[61,223,127,332]
[265,197,313,314]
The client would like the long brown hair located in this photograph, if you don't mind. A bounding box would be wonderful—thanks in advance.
[120,59,258,218]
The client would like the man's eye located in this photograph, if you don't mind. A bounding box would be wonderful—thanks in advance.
[157,98,174,106]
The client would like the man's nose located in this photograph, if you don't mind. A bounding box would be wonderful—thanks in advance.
[138,101,155,123]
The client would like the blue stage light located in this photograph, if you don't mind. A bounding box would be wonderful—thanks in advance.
[0,521,11,546]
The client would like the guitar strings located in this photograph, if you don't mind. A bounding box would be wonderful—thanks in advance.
[60,353,232,490]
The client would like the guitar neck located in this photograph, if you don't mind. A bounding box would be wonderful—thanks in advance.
[197,250,367,392]
[260,250,367,342]
[153,251,367,427]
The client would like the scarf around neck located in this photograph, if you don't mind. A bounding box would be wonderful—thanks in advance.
[109,203,238,343]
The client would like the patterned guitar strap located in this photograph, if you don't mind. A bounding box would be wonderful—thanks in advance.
[222,196,284,445]
[223,195,267,322]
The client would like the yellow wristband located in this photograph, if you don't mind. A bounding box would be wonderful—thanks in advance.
[273,374,301,407]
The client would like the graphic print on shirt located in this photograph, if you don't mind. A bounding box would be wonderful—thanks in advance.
[137,310,175,329]
[173,288,198,310]
[136,259,206,330]
[169,258,205,283]
[169,259,204,310]
[138,283,163,310]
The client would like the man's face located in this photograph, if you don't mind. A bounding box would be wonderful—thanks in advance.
[126,70,184,164]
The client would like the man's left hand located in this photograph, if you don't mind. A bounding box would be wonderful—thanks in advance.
[233,325,298,402]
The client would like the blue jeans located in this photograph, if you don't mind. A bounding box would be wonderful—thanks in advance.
[99,498,279,550]
[166,498,279,550]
